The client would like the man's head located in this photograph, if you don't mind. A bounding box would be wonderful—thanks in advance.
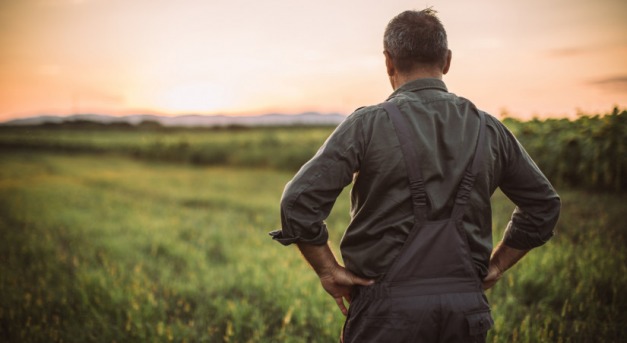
[383,8,451,87]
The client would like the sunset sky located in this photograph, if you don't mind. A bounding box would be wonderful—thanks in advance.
[1,0,626,122]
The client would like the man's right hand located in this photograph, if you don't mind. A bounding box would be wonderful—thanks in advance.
[482,241,529,290]
[482,260,504,290]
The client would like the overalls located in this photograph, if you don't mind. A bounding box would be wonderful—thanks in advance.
[342,101,493,342]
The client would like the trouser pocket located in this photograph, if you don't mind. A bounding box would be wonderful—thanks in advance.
[465,309,493,342]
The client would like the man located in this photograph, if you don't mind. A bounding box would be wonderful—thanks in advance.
[270,8,560,342]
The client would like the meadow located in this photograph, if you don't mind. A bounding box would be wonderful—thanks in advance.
[1,107,624,191]
[0,111,626,342]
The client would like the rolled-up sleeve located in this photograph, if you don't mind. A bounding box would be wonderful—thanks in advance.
[498,124,561,250]
[270,112,366,246]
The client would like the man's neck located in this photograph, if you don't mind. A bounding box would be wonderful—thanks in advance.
[391,69,443,90]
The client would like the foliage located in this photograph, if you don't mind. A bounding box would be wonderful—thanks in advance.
[502,108,626,191]
[1,152,625,342]
[0,126,334,172]
[1,108,625,191]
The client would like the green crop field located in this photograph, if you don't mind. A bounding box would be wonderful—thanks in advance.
[0,112,626,342]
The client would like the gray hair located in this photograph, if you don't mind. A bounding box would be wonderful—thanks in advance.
[383,8,448,73]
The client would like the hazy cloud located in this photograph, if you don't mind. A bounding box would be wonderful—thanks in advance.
[37,65,61,76]
[547,43,627,58]
[546,47,590,57]
[588,76,627,92]
[74,89,126,105]
[36,0,91,7]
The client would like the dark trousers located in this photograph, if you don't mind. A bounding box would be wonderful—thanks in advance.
[342,287,491,343]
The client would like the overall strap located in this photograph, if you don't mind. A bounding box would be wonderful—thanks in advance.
[382,101,487,221]
[451,107,486,219]
[382,101,427,223]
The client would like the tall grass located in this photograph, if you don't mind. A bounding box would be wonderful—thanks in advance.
[0,151,625,342]
[1,107,625,190]
[504,108,626,191]
[0,126,334,171]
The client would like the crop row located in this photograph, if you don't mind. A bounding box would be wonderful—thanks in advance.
[503,108,625,191]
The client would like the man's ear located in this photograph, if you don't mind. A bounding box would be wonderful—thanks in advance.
[384,50,395,77]
[443,49,452,75]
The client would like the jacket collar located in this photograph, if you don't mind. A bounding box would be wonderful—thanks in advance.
[387,78,448,100]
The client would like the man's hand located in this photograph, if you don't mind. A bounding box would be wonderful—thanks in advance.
[319,265,374,316]
[482,241,529,290]
[296,242,374,316]
[482,260,504,290]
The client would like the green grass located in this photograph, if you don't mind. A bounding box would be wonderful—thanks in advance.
[2,107,625,191]
[0,126,336,171]
[0,151,625,342]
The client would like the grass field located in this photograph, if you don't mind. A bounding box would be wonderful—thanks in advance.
[0,126,335,172]
[1,142,626,342]
[1,107,625,191]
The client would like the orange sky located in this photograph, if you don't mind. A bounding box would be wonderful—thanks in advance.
[1,0,626,121]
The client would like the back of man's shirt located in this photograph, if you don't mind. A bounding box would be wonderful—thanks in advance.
[274,78,560,279]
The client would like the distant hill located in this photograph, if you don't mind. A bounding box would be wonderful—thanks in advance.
[1,112,347,127]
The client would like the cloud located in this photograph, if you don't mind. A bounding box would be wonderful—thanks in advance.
[37,65,61,76]
[588,75,627,92]
[546,47,590,57]
[547,43,627,58]
[36,0,90,7]
[74,89,126,105]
